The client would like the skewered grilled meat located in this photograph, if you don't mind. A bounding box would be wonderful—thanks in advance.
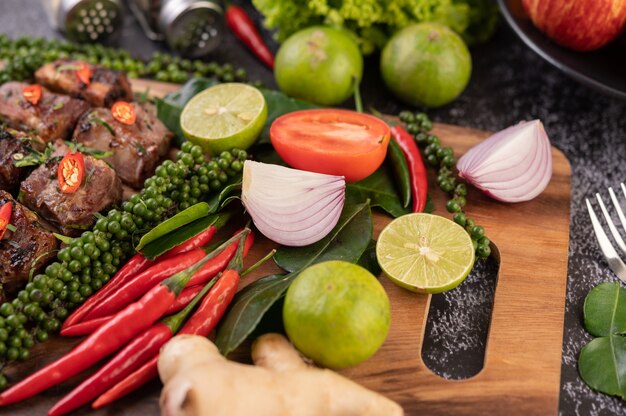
[35,59,133,107]
[0,82,90,141]
[0,191,58,302]
[73,102,173,188]
[19,140,123,236]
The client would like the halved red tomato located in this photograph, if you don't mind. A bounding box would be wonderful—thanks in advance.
[270,109,391,182]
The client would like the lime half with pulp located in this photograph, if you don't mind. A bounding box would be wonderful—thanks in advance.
[181,83,267,154]
[376,213,475,293]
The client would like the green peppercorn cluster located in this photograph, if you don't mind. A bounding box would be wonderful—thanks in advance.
[399,111,491,259]
[0,143,247,388]
[0,34,253,85]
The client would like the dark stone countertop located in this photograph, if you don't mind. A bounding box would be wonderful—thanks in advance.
[1,0,626,415]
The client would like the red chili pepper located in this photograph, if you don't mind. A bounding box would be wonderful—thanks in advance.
[61,315,113,337]
[187,229,253,287]
[83,248,207,320]
[111,101,136,125]
[226,5,274,70]
[22,85,42,105]
[0,287,172,405]
[163,284,203,315]
[158,225,217,261]
[57,151,85,193]
[0,235,236,406]
[85,230,252,320]
[76,63,92,86]
[392,125,428,212]
[92,355,158,409]
[48,278,217,416]
[92,263,244,407]
[63,254,153,329]
[0,202,12,240]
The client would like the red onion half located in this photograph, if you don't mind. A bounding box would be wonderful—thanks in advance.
[241,161,346,246]
[457,120,553,203]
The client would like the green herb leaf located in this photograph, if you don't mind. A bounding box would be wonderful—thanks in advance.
[215,200,372,356]
[6,224,16,233]
[135,202,210,251]
[13,143,54,167]
[584,282,626,337]
[579,335,626,400]
[386,139,411,208]
[206,175,242,214]
[53,233,73,244]
[357,239,381,276]
[89,117,116,136]
[346,165,409,218]
[215,274,292,356]
[52,101,65,111]
[141,212,230,260]
[65,141,113,159]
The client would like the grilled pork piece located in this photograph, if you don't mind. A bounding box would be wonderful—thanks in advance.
[0,191,58,302]
[0,82,90,141]
[73,103,173,188]
[35,59,133,107]
[20,140,123,236]
[0,129,34,193]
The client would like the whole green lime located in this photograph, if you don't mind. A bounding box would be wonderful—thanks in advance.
[381,23,471,108]
[283,261,390,369]
[275,27,363,106]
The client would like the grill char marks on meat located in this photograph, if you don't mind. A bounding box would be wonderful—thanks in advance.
[0,129,35,193]
[0,82,90,141]
[73,102,173,188]
[35,59,133,107]
[0,191,59,302]
[19,140,123,236]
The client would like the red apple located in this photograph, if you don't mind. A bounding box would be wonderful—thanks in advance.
[522,0,626,51]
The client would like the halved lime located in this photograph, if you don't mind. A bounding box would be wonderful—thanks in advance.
[376,213,475,294]
[181,83,267,154]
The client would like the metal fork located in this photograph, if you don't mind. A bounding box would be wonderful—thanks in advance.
[586,183,626,283]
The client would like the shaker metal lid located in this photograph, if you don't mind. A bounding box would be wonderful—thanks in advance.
[58,0,123,42]
[159,0,224,58]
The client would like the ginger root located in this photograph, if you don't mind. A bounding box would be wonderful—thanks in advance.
[159,333,404,416]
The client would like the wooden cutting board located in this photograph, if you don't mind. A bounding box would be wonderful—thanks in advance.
[6,80,572,416]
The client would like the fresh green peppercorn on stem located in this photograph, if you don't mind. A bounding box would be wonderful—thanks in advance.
[0,34,260,86]
[398,110,491,259]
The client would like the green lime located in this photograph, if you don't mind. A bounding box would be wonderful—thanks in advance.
[376,213,475,293]
[380,23,471,108]
[275,26,363,106]
[180,83,267,154]
[283,261,390,369]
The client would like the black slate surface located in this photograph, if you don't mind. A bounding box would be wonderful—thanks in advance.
[1,0,626,415]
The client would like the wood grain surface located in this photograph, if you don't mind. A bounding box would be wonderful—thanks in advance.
[5,80,572,415]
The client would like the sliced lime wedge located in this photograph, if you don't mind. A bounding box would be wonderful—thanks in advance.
[376,213,475,293]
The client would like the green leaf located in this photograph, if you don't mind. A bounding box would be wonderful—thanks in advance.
[206,175,242,214]
[156,78,218,145]
[53,233,73,244]
[346,165,409,218]
[141,213,230,260]
[357,239,381,277]
[579,335,626,399]
[274,200,373,273]
[135,202,210,251]
[215,200,373,356]
[215,274,292,356]
[584,282,626,337]
[256,89,317,146]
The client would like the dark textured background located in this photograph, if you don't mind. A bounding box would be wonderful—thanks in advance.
[1,0,626,415]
